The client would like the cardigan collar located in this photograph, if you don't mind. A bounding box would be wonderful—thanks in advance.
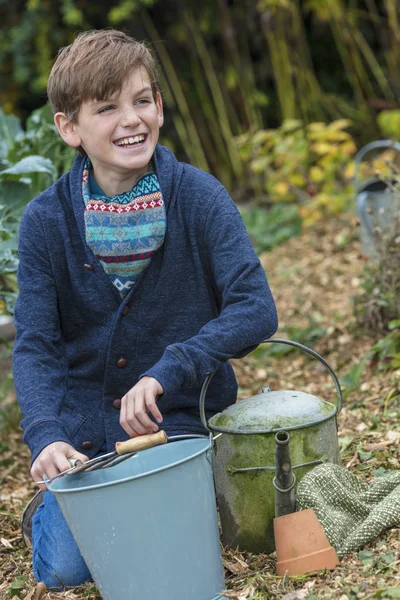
[68,143,179,245]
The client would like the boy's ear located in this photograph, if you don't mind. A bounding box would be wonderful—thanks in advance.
[156,92,164,129]
[54,113,82,148]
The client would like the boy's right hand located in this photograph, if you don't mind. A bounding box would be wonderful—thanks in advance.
[31,442,89,491]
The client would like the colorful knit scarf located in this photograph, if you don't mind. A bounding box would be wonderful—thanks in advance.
[82,160,166,297]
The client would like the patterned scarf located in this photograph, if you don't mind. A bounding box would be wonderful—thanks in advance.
[82,160,166,297]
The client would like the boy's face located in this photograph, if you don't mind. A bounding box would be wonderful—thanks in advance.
[55,68,164,192]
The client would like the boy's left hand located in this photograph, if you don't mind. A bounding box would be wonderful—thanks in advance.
[120,376,163,437]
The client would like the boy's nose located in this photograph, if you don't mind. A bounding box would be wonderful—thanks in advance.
[120,107,141,127]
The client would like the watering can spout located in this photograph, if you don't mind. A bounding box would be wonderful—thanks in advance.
[274,431,296,518]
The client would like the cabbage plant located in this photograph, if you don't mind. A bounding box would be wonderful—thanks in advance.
[0,106,74,314]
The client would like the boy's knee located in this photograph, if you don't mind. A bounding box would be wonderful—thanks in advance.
[31,491,92,588]
[33,547,91,589]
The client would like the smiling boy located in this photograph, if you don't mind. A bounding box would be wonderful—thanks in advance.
[13,29,278,589]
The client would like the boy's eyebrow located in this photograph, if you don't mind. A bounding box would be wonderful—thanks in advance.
[134,86,153,95]
[90,86,153,106]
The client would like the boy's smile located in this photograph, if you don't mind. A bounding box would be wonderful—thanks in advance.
[55,68,163,196]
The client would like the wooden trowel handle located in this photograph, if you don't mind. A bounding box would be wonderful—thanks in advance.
[115,430,168,455]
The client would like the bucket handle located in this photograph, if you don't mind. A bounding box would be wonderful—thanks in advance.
[354,139,400,193]
[199,337,343,432]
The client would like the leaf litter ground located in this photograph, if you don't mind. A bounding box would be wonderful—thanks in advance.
[0,215,399,599]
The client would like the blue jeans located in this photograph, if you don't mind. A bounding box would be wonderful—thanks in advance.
[32,491,92,589]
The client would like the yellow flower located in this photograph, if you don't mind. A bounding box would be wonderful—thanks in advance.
[344,162,355,179]
[272,182,290,196]
[309,166,325,183]
[289,173,306,187]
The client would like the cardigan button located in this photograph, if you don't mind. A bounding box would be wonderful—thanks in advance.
[116,357,128,368]
[81,441,94,450]
[113,398,121,409]
[121,304,129,316]
[83,263,94,271]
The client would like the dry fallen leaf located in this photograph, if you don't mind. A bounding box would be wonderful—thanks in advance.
[362,440,392,451]
[238,584,256,599]
[223,559,246,575]
[346,451,359,469]
[281,591,308,600]
[0,485,31,503]
[356,422,368,433]
[385,430,400,442]
[232,555,249,569]
[23,582,47,600]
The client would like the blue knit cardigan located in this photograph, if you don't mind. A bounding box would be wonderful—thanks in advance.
[13,144,278,463]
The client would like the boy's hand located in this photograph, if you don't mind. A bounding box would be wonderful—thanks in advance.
[120,376,163,438]
[31,442,89,491]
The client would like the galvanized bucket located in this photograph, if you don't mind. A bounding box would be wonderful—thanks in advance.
[355,140,400,257]
[199,338,343,554]
[48,437,225,600]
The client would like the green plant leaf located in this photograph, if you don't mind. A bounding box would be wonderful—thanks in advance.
[373,466,389,477]
[0,109,23,161]
[8,575,28,598]
[0,155,57,180]
[240,204,302,254]
[340,359,367,395]
[26,103,55,131]
[358,448,374,462]
[384,589,400,599]
[0,179,33,217]
[377,110,400,139]
[380,551,396,565]
[358,549,375,565]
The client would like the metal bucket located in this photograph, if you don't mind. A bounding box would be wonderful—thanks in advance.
[48,437,225,600]
[355,140,400,257]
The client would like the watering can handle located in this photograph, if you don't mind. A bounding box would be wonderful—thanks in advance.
[199,337,342,432]
[354,139,400,192]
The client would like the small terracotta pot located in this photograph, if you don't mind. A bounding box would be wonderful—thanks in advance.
[273,508,339,576]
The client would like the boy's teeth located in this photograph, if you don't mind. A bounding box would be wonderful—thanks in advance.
[116,135,145,146]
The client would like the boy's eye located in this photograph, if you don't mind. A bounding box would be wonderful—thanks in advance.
[98,105,114,114]
[136,98,151,105]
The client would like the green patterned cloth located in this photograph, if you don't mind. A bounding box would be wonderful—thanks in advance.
[296,463,400,556]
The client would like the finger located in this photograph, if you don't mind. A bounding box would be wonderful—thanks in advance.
[31,467,47,491]
[54,454,74,475]
[136,392,159,433]
[67,450,89,464]
[127,390,150,435]
[122,418,144,438]
[120,417,140,437]
[40,461,60,484]
[146,394,163,425]
[120,394,144,437]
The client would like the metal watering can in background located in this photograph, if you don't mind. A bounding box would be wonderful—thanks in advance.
[355,140,400,257]
[200,338,342,555]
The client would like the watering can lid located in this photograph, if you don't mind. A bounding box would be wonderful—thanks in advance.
[208,390,337,433]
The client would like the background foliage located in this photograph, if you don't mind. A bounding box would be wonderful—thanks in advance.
[1,0,400,192]
[0,106,71,314]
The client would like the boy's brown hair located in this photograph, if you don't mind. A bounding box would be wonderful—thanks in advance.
[47,29,160,122]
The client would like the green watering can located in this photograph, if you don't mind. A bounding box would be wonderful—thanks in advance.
[200,338,342,554]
